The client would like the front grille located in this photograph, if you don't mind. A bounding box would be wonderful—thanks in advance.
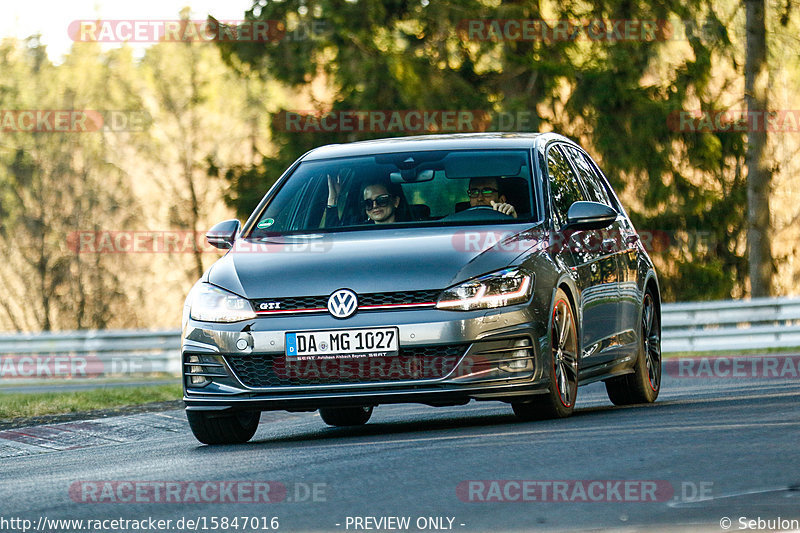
[359,290,440,306]
[252,290,440,315]
[257,296,328,310]
[224,344,469,388]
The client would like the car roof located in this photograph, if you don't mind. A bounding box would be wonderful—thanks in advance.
[300,132,572,161]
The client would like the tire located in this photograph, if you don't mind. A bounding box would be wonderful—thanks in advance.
[186,410,260,445]
[605,290,661,405]
[319,406,373,427]
[513,288,579,421]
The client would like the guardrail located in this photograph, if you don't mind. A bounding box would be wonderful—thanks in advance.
[1,297,799,379]
[0,329,182,378]
[661,297,800,353]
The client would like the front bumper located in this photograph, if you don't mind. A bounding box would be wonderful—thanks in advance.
[182,306,550,412]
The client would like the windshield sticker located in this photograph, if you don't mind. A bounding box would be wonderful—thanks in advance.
[257,218,275,229]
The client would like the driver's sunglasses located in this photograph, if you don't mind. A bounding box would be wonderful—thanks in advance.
[467,187,499,198]
[362,194,393,210]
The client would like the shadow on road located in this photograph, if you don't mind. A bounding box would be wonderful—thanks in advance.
[188,399,676,451]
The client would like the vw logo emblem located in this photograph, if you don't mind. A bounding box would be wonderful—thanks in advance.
[327,289,358,319]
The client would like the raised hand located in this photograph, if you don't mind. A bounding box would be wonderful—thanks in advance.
[327,173,342,206]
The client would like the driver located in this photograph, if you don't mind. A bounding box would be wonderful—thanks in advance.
[467,177,517,218]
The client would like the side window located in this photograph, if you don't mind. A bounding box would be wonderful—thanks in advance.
[547,145,586,228]
[562,146,613,208]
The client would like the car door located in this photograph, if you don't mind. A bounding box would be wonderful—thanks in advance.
[577,150,642,354]
[546,144,621,369]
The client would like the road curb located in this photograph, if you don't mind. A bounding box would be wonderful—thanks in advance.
[0,400,183,430]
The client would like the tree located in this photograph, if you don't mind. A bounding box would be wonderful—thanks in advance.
[139,9,272,283]
[744,0,772,296]
[0,37,140,330]
[219,0,745,301]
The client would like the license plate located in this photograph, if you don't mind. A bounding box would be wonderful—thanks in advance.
[286,327,399,359]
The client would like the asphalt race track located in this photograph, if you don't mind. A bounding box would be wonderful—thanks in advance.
[0,369,798,532]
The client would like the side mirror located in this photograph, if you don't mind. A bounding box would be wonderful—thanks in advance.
[563,201,617,231]
[206,219,240,249]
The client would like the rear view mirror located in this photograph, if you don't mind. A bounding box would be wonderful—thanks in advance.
[390,168,435,183]
[564,201,617,231]
[206,219,241,249]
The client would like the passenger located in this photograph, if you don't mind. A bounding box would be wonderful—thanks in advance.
[467,177,517,218]
[361,182,401,224]
[326,175,407,226]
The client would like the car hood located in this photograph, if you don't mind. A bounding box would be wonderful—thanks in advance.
[207,224,543,298]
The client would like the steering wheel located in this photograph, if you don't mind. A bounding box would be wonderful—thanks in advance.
[464,205,515,218]
[440,204,515,222]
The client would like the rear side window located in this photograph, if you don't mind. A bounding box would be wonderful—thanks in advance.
[562,145,614,208]
[547,145,586,228]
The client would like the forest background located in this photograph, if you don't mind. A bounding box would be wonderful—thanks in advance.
[1,0,798,332]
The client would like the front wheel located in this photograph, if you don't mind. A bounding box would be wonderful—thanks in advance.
[186,410,260,445]
[513,289,579,421]
[605,291,661,405]
[319,406,373,427]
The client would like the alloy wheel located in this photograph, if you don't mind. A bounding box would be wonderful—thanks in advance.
[552,298,578,407]
[642,293,661,392]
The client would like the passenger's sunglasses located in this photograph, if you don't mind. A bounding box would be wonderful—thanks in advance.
[467,187,499,198]
[362,194,393,210]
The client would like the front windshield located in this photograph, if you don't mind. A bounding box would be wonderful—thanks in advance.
[247,149,535,237]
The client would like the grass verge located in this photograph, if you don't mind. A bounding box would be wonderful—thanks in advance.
[0,384,182,420]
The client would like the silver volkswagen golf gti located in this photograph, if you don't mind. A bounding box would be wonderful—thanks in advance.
[182,133,662,444]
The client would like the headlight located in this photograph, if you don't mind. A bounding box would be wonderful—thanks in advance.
[436,268,533,311]
[188,283,256,322]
